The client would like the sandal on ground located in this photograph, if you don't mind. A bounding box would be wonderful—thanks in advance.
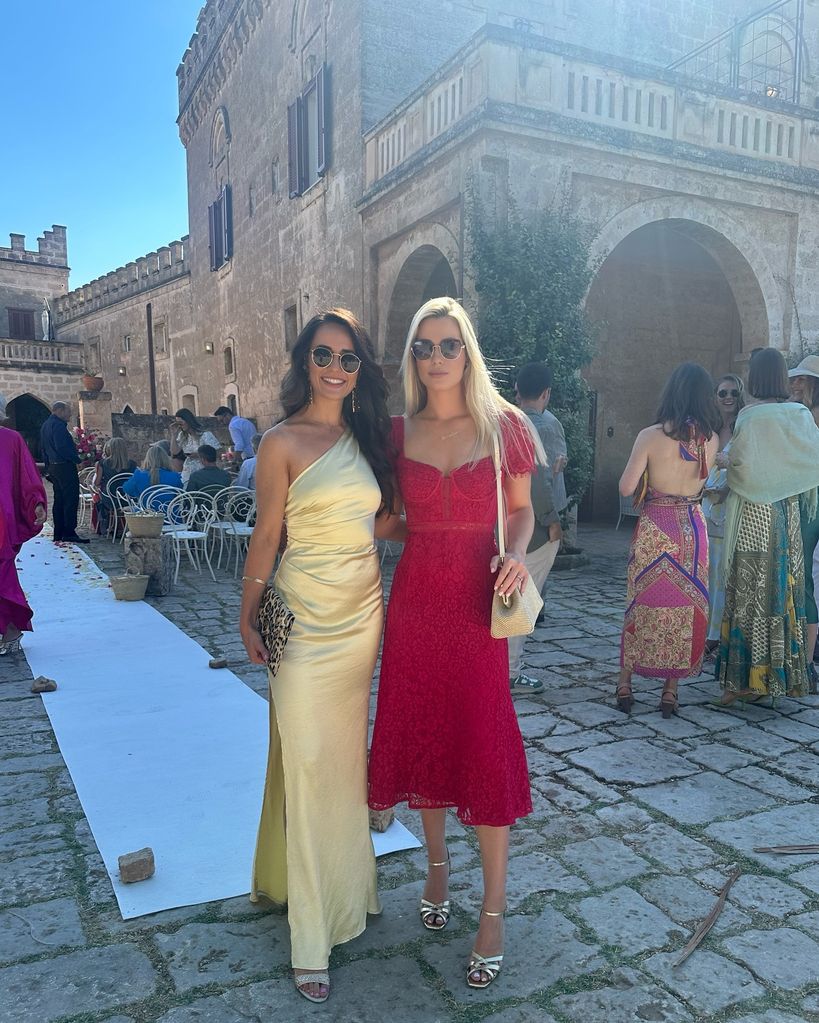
[615,682,633,715]
[420,851,451,931]
[658,684,678,718]
[294,970,330,1003]
[709,690,763,708]
[466,909,505,989]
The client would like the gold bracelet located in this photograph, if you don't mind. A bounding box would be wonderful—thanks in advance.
[241,576,267,586]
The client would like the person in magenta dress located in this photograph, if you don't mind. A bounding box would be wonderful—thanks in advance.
[368,297,543,991]
[0,394,47,655]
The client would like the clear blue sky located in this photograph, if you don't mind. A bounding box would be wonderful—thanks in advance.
[1,0,203,289]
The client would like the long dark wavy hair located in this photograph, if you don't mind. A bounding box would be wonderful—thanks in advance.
[280,309,395,512]
[173,408,203,433]
[655,362,721,440]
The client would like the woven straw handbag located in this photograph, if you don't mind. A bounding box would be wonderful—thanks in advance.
[490,435,544,639]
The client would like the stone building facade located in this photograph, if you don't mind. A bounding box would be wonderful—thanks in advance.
[48,0,819,513]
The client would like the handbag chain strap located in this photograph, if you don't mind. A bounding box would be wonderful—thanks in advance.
[492,433,506,564]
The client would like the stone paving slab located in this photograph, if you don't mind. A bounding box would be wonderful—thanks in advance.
[560,834,651,887]
[728,874,811,917]
[638,875,751,935]
[0,944,158,1023]
[567,739,698,785]
[705,803,819,869]
[574,885,686,953]
[622,822,719,870]
[552,967,693,1023]
[633,771,776,825]
[0,898,86,963]
[722,927,819,990]
[419,906,603,1004]
[642,948,765,1014]
[0,849,76,908]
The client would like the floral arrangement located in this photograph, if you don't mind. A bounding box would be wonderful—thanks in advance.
[72,426,106,466]
[219,448,240,468]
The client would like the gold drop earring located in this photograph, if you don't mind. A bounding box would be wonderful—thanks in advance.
[307,384,313,405]
[352,388,359,413]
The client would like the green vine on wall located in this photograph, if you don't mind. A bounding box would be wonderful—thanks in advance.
[466,187,598,512]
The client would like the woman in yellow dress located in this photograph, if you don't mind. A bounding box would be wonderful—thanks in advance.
[239,309,396,1004]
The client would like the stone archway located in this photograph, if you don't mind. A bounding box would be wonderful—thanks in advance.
[6,393,51,462]
[384,245,458,363]
[584,210,774,517]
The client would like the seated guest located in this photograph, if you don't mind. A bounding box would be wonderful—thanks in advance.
[185,444,231,493]
[122,444,182,505]
[94,438,137,535]
[236,433,262,491]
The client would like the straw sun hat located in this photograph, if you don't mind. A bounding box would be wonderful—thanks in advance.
[788,355,819,380]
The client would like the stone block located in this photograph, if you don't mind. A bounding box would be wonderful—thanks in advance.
[0,944,157,1023]
[731,765,815,803]
[641,949,764,1014]
[705,803,819,869]
[624,822,719,870]
[0,898,86,964]
[639,875,750,935]
[576,885,685,952]
[118,847,155,883]
[561,835,651,887]
[683,742,759,772]
[722,927,819,990]
[125,535,174,596]
[420,906,603,1004]
[553,968,692,1023]
[728,874,810,917]
[0,849,75,908]
[568,739,697,786]
[633,771,775,824]
[30,676,57,693]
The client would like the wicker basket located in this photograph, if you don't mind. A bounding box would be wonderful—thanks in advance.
[124,512,165,539]
[110,574,150,601]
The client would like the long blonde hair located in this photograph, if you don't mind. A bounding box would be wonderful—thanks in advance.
[400,297,545,468]
[143,443,174,486]
[102,437,131,472]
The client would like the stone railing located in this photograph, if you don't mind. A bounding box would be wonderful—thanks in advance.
[0,338,84,369]
[53,237,189,325]
[363,27,819,189]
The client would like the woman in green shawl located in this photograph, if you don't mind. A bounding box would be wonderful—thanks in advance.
[716,349,819,704]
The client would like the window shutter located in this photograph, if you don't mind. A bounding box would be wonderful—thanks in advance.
[208,201,217,271]
[221,185,233,261]
[317,63,330,176]
[287,100,301,197]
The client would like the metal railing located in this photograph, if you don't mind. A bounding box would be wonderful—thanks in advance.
[668,0,805,105]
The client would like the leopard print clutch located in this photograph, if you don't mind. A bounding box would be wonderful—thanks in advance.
[257,587,295,676]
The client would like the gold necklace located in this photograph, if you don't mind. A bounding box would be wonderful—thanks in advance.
[440,428,462,441]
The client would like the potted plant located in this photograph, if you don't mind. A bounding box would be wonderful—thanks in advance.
[82,370,104,392]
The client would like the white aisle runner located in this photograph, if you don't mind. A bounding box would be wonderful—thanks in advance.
[18,537,418,920]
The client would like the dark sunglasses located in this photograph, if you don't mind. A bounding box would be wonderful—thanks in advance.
[310,345,361,374]
[717,388,740,398]
[410,338,465,361]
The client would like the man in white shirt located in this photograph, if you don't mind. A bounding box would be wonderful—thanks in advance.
[214,406,255,460]
[236,433,262,490]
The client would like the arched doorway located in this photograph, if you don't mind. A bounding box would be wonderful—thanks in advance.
[385,245,458,363]
[6,394,51,462]
[585,219,769,517]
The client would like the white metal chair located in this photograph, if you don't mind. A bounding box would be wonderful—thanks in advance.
[221,490,256,577]
[615,493,641,530]
[207,486,252,569]
[165,491,217,583]
[104,473,134,542]
[78,466,97,529]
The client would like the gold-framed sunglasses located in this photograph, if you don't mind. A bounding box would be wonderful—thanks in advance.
[310,345,361,374]
[410,338,465,360]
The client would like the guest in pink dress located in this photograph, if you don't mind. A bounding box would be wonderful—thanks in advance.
[0,394,47,655]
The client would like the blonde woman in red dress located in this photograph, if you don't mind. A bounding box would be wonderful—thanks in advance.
[368,297,543,990]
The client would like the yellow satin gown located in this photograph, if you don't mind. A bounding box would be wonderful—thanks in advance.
[251,430,382,969]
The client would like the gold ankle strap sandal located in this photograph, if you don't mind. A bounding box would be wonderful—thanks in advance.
[419,854,451,931]
[466,908,505,989]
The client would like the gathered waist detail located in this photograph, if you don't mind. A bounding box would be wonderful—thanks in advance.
[645,490,702,508]
[284,539,377,556]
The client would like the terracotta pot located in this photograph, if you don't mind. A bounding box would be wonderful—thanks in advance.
[82,375,104,392]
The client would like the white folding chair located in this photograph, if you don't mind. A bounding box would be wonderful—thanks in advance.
[207,486,251,569]
[78,466,96,529]
[165,491,216,583]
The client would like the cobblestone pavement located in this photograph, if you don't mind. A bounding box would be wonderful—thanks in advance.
[2,526,819,1023]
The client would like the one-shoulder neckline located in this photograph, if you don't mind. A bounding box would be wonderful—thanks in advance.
[290,430,350,489]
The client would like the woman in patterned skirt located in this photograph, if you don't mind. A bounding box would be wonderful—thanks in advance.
[716,348,819,704]
[617,364,720,717]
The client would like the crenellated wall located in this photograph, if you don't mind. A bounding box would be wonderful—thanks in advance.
[0,225,68,268]
[53,239,188,325]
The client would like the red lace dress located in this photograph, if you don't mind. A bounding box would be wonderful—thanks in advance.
[368,415,534,827]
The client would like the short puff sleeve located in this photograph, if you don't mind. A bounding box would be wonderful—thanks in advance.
[501,412,536,477]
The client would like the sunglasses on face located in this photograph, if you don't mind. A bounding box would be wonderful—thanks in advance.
[410,338,465,361]
[310,345,361,374]
[717,388,740,398]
